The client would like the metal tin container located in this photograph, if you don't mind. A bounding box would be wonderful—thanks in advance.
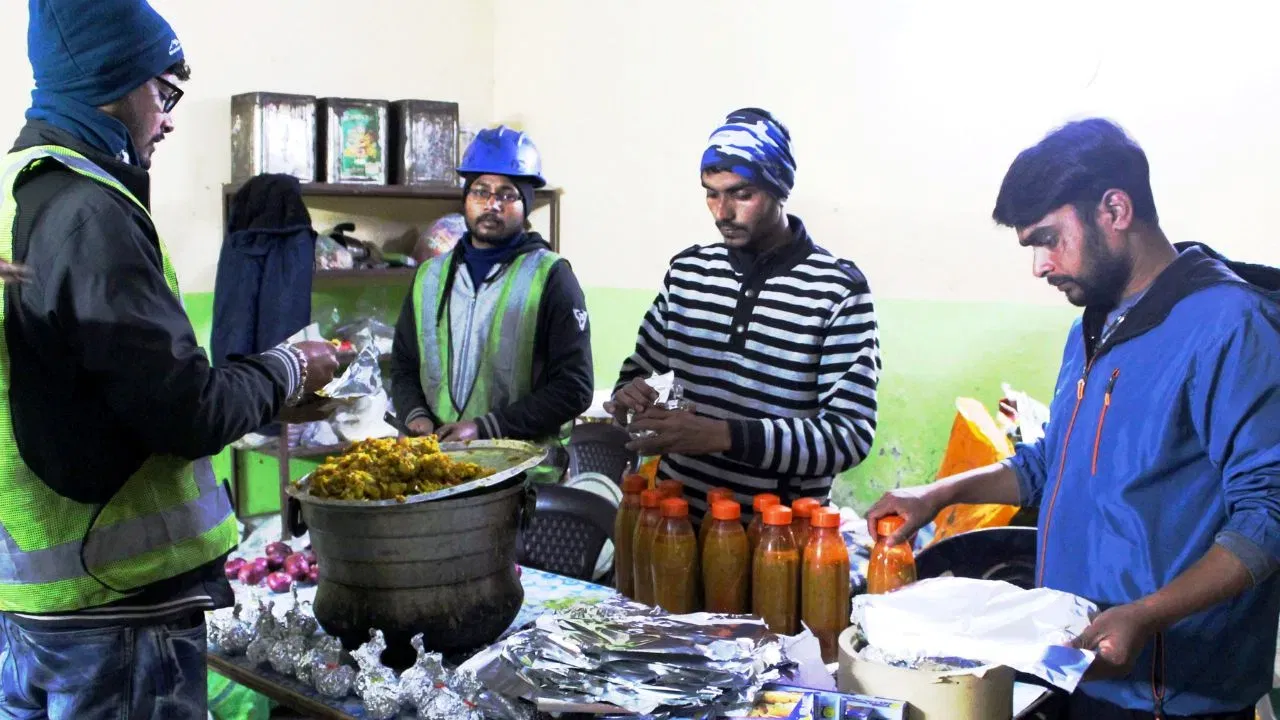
[318,97,389,184]
[229,92,317,183]
[389,99,459,187]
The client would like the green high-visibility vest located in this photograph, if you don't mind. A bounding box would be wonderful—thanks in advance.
[0,145,238,613]
[412,248,571,479]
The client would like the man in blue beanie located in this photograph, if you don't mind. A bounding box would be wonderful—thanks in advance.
[608,107,882,526]
[0,1,339,716]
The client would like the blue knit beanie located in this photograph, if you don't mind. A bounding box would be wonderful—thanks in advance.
[28,0,184,107]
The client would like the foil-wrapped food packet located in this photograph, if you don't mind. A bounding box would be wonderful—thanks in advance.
[398,633,447,710]
[461,597,794,716]
[208,603,255,655]
[352,629,400,701]
[309,636,356,699]
[244,599,282,668]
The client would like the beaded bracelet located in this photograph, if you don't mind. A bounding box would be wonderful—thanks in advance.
[283,344,310,407]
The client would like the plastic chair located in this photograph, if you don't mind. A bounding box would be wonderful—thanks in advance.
[566,423,636,483]
[913,526,1038,590]
[516,484,617,582]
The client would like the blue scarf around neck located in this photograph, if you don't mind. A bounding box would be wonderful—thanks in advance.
[26,89,137,163]
[461,232,524,287]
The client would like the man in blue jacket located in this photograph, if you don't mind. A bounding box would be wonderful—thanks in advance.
[868,118,1279,719]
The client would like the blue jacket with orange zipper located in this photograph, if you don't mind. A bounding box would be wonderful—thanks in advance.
[1008,243,1280,715]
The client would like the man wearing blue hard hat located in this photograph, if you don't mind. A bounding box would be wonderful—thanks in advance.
[0,0,338,715]
[390,127,593,479]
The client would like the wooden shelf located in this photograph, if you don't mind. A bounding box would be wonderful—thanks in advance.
[222,181,559,203]
[312,267,416,283]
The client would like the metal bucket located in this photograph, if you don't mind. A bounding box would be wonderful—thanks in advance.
[285,440,545,668]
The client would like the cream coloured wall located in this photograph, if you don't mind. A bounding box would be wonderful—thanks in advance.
[2,2,1277,298]
[0,0,496,293]
[491,0,1280,302]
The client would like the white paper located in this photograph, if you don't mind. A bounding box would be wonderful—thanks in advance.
[852,577,1097,692]
[287,323,323,343]
[648,371,675,404]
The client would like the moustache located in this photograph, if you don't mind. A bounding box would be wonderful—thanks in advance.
[477,214,502,226]
[717,222,747,234]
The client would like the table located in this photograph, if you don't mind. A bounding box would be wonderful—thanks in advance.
[209,566,1052,719]
[207,566,617,720]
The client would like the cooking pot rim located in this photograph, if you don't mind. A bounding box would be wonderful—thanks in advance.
[286,438,547,508]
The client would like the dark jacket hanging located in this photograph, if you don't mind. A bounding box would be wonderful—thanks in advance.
[211,174,316,369]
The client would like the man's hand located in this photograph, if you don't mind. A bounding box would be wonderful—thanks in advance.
[0,260,29,283]
[277,396,332,424]
[865,484,949,545]
[604,378,659,425]
[406,417,435,437]
[625,407,731,456]
[1069,603,1160,680]
[437,421,479,443]
[292,341,340,394]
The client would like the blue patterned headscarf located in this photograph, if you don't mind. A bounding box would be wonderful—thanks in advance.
[700,107,796,200]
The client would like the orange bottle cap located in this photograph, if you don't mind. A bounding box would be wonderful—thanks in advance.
[811,507,841,529]
[658,479,683,499]
[876,514,905,537]
[622,475,646,494]
[763,505,792,526]
[752,493,781,512]
[710,500,741,521]
[640,489,663,508]
[706,487,735,505]
[660,498,688,518]
[791,497,820,519]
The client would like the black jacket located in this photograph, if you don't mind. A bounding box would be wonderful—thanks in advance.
[390,233,594,438]
[211,173,316,369]
[5,122,296,503]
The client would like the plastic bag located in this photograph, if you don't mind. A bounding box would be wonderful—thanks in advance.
[928,398,1019,545]
[998,382,1051,445]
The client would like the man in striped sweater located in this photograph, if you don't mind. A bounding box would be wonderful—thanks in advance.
[607,107,881,522]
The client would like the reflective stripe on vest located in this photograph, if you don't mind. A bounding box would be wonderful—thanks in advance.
[413,248,558,424]
[0,146,238,613]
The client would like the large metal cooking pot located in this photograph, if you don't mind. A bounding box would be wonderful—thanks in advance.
[285,439,546,669]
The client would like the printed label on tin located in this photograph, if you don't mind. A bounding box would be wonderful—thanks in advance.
[338,107,383,181]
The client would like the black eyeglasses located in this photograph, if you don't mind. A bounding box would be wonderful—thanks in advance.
[155,76,183,114]
[467,186,522,206]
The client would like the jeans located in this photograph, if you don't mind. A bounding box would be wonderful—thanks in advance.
[0,613,208,719]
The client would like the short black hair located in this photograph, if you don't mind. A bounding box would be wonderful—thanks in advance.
[992,118,1158,229]
[165,60,191,82]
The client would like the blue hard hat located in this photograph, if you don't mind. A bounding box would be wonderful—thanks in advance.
[457,126,546,187]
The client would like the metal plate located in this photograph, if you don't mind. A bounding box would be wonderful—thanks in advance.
[287,438,548,508]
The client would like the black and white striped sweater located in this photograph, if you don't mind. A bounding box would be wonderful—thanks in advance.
[615,216,881,522]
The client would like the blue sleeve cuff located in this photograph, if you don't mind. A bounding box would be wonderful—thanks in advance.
[1004,444,1047,508]
[1216,530,1278,586]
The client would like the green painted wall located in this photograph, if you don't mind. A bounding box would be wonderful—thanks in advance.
[185,286,1078,515]
[581,288,1077,511]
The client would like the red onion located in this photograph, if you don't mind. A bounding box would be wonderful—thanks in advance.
[251,557,269,573]
[265,541,293,557]
[224,558,246,580]
[266,553,286,571]
[303,550,317,566]
[238,563,267,586]
[266,571,293,593]
[282,553,311,580]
